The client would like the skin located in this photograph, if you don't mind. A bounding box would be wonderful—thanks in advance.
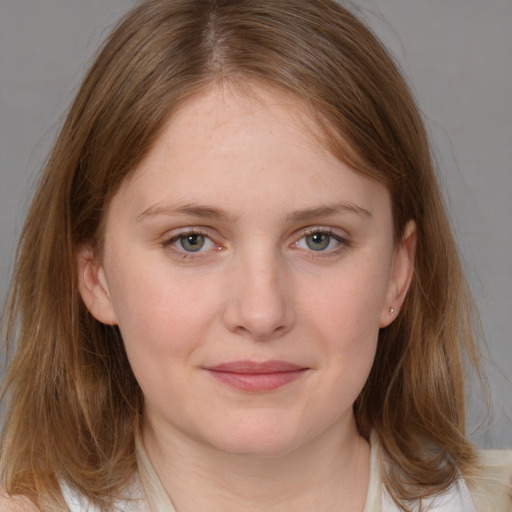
[0,495,40,512]
[77,84,416,512]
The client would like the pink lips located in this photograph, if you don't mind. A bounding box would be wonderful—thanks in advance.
[206,361,307,392]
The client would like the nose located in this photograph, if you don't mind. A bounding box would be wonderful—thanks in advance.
[221,250,296,341]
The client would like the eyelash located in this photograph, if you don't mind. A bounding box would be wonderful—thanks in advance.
[292,227,348,257]
[162,229,219,260]
[161,227,348,260]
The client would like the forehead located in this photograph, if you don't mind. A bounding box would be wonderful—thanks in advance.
[108,83,391,225]
[145,83,325,165]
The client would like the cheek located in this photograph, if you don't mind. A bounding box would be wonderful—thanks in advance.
[299,255,391,383]
[105,264,224,412]
[303,256,391,337]
[105,253,219,359]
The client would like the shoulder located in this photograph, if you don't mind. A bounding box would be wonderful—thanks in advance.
[60,477,148,512]
[0,493,41,512]
[466,449,512,512]
[476,447,512,472]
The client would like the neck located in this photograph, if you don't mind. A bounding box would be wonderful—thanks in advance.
[141,415,370,512]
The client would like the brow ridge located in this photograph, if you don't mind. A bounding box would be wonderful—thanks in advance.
[285,202,372,222]
[136,203,236,222]
[136,201,372,223]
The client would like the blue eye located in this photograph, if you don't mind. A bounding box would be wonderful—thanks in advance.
[178,234,206,252]
[305,232,330,251]
[168,232,216,253]
[295,230,344,252]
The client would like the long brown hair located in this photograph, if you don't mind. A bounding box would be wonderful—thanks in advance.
[1,0,483,510]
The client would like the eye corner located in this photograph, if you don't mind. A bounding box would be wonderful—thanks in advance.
[160,227,225,262]
[290,226,349,257]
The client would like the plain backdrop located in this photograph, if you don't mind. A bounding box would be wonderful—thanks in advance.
[1,0,511,448]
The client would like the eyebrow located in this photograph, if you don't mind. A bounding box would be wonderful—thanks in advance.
[285,202,373,222]
[136,201,372,223]
[136,203,236,223]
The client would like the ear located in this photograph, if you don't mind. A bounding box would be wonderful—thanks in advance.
[380,220,417,328]
[76,245,118,325]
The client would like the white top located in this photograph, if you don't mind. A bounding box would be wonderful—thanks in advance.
[60,434,478,512]
[362,432,477,512]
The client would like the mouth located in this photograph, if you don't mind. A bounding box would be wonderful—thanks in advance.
[205,360,308,392]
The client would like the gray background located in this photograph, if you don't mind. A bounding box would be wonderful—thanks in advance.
[1,1,511,447]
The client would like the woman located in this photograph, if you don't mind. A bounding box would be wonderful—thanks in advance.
[1,0,511,510]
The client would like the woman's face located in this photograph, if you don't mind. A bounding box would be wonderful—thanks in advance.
[79,84,415,457]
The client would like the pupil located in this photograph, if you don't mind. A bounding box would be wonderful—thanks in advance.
[306,233,329,251]
[181,234,204,252]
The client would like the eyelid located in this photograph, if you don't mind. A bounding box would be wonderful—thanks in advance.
[291,226,349,256]
[162,226,206,239]
[159,225,350,261]
[161,227,223,259]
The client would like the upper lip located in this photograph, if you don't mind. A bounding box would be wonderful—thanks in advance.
[206,360,307,374]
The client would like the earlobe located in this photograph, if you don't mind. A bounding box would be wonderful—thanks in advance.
[76,246,118,325]
[380,220,417,328]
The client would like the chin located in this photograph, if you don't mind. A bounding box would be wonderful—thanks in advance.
[200,418,311,458]
[210,436,301,459]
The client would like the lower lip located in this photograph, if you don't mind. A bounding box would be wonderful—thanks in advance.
[207,370,306,392]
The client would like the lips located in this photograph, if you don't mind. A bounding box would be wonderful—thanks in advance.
[205,360,308,392]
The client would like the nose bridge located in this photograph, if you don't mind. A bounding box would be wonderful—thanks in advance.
[223,244,294,340]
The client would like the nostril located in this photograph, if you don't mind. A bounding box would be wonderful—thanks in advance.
[221,291,295,341]
[220,256,296,341]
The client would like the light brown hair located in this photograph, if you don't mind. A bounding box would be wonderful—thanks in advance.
[1,0,483,510]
